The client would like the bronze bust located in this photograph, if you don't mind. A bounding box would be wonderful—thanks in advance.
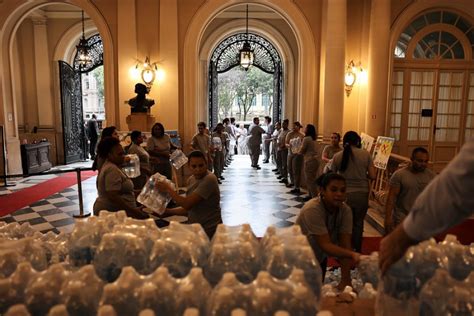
[128,83,155,113]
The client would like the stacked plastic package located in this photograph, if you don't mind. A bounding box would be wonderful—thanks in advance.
[0,216,323,315]
[375,235,474,316]
[170,149,188,169]
[122,154,141,178]
[137,172,175,215]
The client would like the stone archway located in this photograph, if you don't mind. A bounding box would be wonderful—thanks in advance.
[209,32,283,128]
[182,0,317,144]
[0,0,116,173]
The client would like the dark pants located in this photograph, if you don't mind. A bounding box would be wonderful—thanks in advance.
[279,148,288,179]
[346,191,369,253]
[89,136,98,159]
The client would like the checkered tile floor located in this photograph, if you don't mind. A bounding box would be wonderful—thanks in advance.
[0,155,381,238]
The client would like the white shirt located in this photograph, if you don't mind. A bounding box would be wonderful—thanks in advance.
[403,138,474,241]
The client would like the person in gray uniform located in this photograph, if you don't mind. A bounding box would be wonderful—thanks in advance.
[247,117,265,169]
[277,119,290,184]
[263,116,274,163]
[384,147,436,233]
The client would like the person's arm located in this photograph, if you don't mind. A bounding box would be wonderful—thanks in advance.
[338,233,360,290]
[384,184,400,234]
[104,191,147,219]
[367,161,377,180]
[159,206,188,217]
[313,234,358,260]
[380,139,474,274]
[155,181,203,210]
[298,137,308,155]
[322,146,331,163]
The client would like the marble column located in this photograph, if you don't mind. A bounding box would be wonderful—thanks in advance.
[159,0,179,130]
[319,0,346,140]
[117,0,137,130]
[32,14,54,128]
[366,0,390,137]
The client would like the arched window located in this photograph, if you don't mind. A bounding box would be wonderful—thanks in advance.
[390,10,474,171]
[394,10,474,59]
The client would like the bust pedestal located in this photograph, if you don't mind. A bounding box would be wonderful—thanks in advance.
[126,113,156,132]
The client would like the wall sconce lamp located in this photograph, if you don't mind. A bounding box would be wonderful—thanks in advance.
[344,60,364,97]
[131,56,165,92]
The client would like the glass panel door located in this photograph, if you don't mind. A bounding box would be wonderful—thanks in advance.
[389,71,404,141]
[407,71,434,141]
[465,72,474,141]
[435,72,463,142]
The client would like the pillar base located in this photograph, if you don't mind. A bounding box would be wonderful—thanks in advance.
[126,113,156,132]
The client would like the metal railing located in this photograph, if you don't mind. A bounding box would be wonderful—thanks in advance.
[1,167,94,218]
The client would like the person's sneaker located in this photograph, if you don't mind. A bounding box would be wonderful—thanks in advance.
[217,180,222,184]
[279,178,288,184]
[255,166,261,170]
[277,176,283,180]
[286,183,294,188]
[219,176,225,180]
[272,168,279,172]
[290,188,301,194]
[302,196,312,202]
[263,160,269,164]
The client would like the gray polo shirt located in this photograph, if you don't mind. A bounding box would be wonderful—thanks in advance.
[296,197,352,262]
[331,147,373,193]
[186,171,222,239]
[191,133,211,155]
[389,166,436,223]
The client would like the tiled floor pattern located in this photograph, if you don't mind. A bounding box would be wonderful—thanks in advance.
[0,155,381,238]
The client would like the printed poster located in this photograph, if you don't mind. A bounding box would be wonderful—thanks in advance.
[372,136,395,170]
[360,132,375,152]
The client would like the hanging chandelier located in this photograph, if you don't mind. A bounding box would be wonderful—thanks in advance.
[239,4,254,71]
[76,10,91,67]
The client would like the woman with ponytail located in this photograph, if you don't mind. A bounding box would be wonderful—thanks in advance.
[329,131,376,252]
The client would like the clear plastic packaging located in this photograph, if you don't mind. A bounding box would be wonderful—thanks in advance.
[170,149,188,169]
[93,232,148,282]
[376,254,418,316]
[24,264,71,315]
[212,137,222,151]
[61,265,104,316]
[358,252,380,289]
[137,172,175,215]
[289,137,302,154]
[122,154,141,178]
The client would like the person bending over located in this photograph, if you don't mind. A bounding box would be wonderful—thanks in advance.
[296,173,360,290]
[93,136,148,219]
[155,150,223,239]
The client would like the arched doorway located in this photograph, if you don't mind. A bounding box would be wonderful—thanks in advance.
[209,32,282,128]
[59,33,104,164]
[389,9,474,171]
[182,0,316,145]
[0,1,115,174]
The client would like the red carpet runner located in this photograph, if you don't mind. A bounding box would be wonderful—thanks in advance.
[0,170,96,217]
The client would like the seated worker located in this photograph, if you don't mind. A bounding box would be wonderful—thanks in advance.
[93,136,148,219]
[155,150,223,239]
[296,173,361,290]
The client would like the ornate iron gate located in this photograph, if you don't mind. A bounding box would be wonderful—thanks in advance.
[59,61,86,164]
[209,33,283,128]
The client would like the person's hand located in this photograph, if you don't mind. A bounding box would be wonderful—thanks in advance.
[379,224,416,275]
[124,155,132,163]
[155,181,174,194]
[351,252,361,264]
[384,217,394,235]
[337,278,352,292]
